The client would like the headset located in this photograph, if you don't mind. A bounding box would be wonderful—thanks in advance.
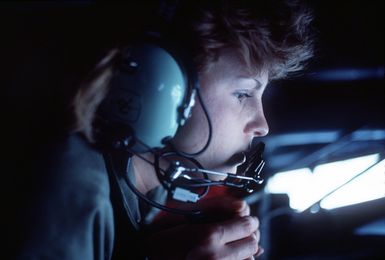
[96,2,265,216]
[97,32,204,154]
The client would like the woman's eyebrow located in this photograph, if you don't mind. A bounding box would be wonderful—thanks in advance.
[237,77,262,89]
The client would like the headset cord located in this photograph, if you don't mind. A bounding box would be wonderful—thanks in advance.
[168,88,213,157]
[104,149,204,217]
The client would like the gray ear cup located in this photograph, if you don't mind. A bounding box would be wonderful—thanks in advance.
[98,42,197,153]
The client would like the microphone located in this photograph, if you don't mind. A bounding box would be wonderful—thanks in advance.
[162,142,266,202]
[120,141,266,216]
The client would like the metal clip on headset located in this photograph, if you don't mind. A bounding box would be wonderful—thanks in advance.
[163,142,266,200]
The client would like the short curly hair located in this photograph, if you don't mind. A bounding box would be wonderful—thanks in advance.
[170,0,314,79]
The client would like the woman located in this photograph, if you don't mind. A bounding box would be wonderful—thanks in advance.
[18,0,313,259]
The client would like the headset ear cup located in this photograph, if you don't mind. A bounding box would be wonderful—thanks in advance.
[98,42,191,152]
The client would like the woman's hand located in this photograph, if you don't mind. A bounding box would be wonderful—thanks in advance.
[146,196,263,260]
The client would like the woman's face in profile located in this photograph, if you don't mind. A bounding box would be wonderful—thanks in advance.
[172,50,269,174]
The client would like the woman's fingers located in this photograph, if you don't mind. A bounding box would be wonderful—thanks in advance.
[221,232,260,260]
[211,216,259,244]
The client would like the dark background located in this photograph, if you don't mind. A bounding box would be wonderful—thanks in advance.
[2,1,384,259]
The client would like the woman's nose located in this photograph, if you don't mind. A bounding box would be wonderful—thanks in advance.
[244,105,269,137]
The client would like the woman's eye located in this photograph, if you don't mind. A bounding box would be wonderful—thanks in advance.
[234,92,252,102]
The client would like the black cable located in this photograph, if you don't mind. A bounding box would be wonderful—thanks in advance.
[168,88,213,157]
[123,147,211,215]
[153,150,210,199]
[123,165,203,216]
[103,148,204,216]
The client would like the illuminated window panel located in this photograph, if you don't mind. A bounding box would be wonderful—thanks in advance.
[320,158,385,209]
[266,154,381,211]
